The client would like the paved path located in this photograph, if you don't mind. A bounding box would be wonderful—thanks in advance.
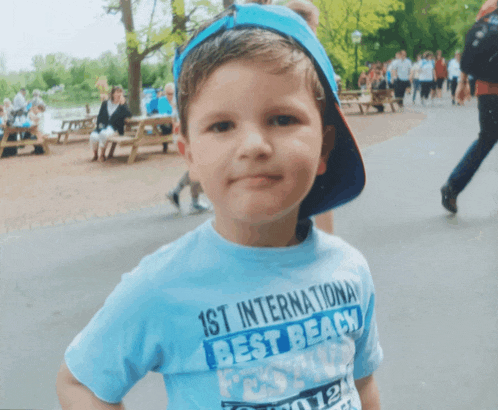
[1,96,497,409]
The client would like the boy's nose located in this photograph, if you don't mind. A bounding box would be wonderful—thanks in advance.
[238,127,273,159]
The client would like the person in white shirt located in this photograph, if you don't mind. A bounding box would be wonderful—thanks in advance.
[12,88,27,115]
[447,51,462,105]
[391,50,412,107]
[419,51,436,105]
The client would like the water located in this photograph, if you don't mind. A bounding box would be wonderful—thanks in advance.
[45,104,100,133]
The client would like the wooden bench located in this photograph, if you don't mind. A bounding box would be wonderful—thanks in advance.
[340,89,402,114]
[0,125,50,157]
[339,90,368,114]
[106,116,174,164]
[51,116,97,144]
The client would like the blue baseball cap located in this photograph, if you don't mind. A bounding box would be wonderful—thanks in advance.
[173,3,365,220]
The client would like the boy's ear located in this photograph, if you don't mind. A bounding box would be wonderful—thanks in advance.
[317,124,335,175]
[178,134,199,181]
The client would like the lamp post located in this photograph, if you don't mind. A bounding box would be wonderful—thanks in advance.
[351,30,362,89]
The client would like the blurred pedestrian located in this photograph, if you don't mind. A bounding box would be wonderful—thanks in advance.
[391,50,412,108]
[419,51,435,105]
[434,50,448,99]
[410,54,422,103]
[447,51,462,105]
[440,0,498,213]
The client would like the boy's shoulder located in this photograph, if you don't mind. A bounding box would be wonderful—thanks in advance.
[314,228,370,271]
[132,219,212,281]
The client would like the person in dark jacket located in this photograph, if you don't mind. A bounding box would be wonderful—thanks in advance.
[89,85,132,162]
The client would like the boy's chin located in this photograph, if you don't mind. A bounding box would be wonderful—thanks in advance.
[226,205,300,226]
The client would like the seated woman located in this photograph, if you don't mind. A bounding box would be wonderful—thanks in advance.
[369,66,387,112]
[90,86,131,162]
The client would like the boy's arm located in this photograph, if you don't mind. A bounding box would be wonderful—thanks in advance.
[56,362,125,410]
[355,374,381,410]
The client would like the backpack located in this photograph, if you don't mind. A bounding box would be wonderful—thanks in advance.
[460,3,498,83]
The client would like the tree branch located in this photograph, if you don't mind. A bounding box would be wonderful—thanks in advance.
[186,6,199,20]
[105,5,121,15]
[140,40,166,59]
[146,0,158,49]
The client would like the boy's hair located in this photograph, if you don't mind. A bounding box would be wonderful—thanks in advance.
[177,20,326,139]
[37,103,46,111]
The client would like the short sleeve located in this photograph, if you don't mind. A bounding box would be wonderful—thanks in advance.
[353,269,383,380]
[64,269,169,404]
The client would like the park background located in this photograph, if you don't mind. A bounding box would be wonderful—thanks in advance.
[0,0,485,113]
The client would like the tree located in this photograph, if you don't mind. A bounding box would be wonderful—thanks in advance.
[365,0,468,64]
[31,53,71,88]
[316,0,404,87]
[429,0,483,49]
[104,0,189,114]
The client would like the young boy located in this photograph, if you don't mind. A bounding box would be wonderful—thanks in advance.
[56,4,382,410]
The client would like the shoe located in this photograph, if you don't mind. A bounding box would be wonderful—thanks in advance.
[441,184,457,213]
[167,191,180,209]
[190,201,211,213]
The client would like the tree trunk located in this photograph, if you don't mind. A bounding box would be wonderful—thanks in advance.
[120,0,142,115]
[128,58,142,115]
[223,0,235,9]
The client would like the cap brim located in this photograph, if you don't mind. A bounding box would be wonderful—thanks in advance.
[298,102,365,219]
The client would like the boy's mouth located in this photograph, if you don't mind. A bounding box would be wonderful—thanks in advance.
[231,174,283,187]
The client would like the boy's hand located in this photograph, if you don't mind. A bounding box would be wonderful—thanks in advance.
[355,374,381,410]
[56,361,125,410]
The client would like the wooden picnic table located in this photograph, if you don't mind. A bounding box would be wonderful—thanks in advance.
[51,115,97,144]
[339,89,402,114]
[0,124,50,157]
[106,115,175,164]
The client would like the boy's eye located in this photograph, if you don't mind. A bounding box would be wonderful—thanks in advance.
[269,115,298,126]
[209,121,234,133]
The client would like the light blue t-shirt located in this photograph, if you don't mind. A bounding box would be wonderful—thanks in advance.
[419,59,435,82]
[65,219,383,408]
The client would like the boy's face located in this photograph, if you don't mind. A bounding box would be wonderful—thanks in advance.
[182,60,327,227]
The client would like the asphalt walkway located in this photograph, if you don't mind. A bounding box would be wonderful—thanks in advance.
[1,95,497,409]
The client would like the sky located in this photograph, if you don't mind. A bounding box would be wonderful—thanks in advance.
[1,0,155,72]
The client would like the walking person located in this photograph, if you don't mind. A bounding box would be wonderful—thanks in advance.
[440,0,498,213]
[447,51,462,105]
[410,54,422,103]
[390,50,412,108]
[434,50,448,99]
[419,51,435,105]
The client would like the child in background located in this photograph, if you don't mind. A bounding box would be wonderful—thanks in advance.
[57,4,382,410]
[165,83,211,213]
[28,104,49,154]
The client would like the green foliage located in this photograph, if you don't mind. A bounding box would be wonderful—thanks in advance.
[429,0,483,48]
[364,0,467,66]
[316,0,404,87]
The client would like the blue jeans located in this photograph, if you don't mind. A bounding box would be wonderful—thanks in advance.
[446,95,498,194]
[412,79,420,102]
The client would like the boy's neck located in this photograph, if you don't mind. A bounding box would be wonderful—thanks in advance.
[214,211,302,248]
